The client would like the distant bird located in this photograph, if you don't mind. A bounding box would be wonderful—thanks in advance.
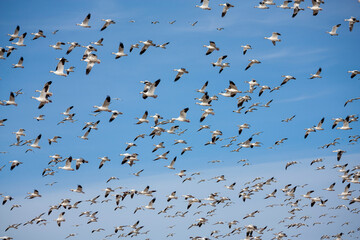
[241,45,252,55]
[93,95,111,112]
[12,32,27,46]
[139,40,156,55]
[12,57,24,68]
[112,42,128,59]
[196,0,211,10]
[140,79,160,99]
[50,58,67,77]
[333,149,346,161]
[265,32,281,46]
[130,43,139,52]
[50,41,65,50]
[219,3,234,17]
[348,70,360,79]
[91,38,104,46]
[174,68,189,82]
[280,75,296,86]
[31,30,46,40]
[245,59,261,71]
[77,13,91,28]
[327,24,341,36]
[310,68,322,79]
[277,1,292,9]
[66,42,80,55]
[100,19,115,31]
[1,92,17,106]
[344,97,360,107]
[307,0,322,16]
[172,108,190,123]
[292,3,304,18]
[345,17,359,32]
[156,42,170,49]
[203,41,219,55]
[8,25,20,41]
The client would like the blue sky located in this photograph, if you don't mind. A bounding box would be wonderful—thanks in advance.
[0,0,360,239]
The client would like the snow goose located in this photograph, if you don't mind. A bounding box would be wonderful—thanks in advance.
[112,42,128,59]
[277,1,292,9]
[66,66,75,75]
[169,20,176,24]
[55,212,65,227]
[58,157,74,171]
[136,111,149,124]
[139,40,156,55]
[133,169,144,177]
[5,46,17,57]
[78,128,91,140]
[245,59,261,70]
[255,1,269,9]
[48,136,61,145]
[259,86,271,96]
[345,17,359,32]
[91,38,104,46]
[125,142,137,151]
[217,27,224,31]
[61,106,74,116]
[265,32,281,46]
[0,48,6,59]
[292,3,304,18]
[262,99,273,107]
[154,151,170,161]
[200,108,214,122]
[140,79,160,99]
[238,123,250,135]
[50,58,67,76]
[0,119,7,126]
[241,45,252,55]
[196,81,208,93]
[1,92,17,106]
[181,147,192,155]
[196,0,211,10]
[31,30,46,40]
[109,110,123,122]
[32,81,52,109]
[66,42,80,55]
[74,158,88,170]
[156,42,170,49]
[203,41,219,55]
[219,3,234,17]
[172,108,190,123]
[93,95,111,112]
[77,13,91,28]
[100,19,115,31]
[304,127,315,138]
[130,43,139,52]
[327,24,341,36]
[174,68,189,81]
[212,55,227,67]
[26,134,41,150]
[344,97,360,107]
[280,75,296,86]
[8,25,20,41]
[336,116,352,130]
[26,190,42,199]
[307,0,322,16]
[12,32,26,46]
[152,142,165,152]
[9,160,22,170]
[310,68,322,79]
[348,70,360,79]
[313,117,325,130]
[84,53,101,75]
[50,42,65,50]
[12,57,24,68]
[323,183,335,191]
[34,115,45,121]
[165,157,177,170]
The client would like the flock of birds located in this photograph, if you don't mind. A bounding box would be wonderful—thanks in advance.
[0,0,360,240]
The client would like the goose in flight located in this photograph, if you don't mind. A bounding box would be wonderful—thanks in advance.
[139,40,156,55]
[136,111,149,124]
[9,160,22,170]
[0,92,17,106]
[58,157,74,171]
[307,0,322,16]
[264,32,281,46]
[280,75,296,86]
[310,68,322,79]
[0,119,7,126]
[12,32,27,46]
[32,81,52,109]
[254,1,269,9]
[238,123,250,135]
[304,127,315,139]
[336,116,352,130]
[154,151,170,161]
[259,86,271,96]
[292,3,304,18]
[174,68,189,82]
[314,117,325,131]
[91,38,104,46]
[50,58,67,77]
[94,95,111,112]
[203,41,219,55]
[156,42,170,49]
[5,46,17,57]
[181,147,192,155]
[83,53,101,75]
[345,17,359,32]
[61,106,74,116]
[196,0,211,10]
[217,27,224,31]
[31,30,46,40]
[140,79,160,99]
[109,110,123,122]
[8,25,20,41]
[77,13,91,28]
[112,42,128,59]
[152,142,165,152]
[12,57,24,68]
[165,157,177,170]
[196,81,208,93]
[327,24,341,36]
[211,55,229,73]
[0,47,6,59]
[219,3,234,17]
[78,128,91,140]
[50,41,65,50]
[277,1,292,9]
[26,190,42,199]
[245,59,261,71]
[66,42,80,55]
[34,115,45,121]
[101,19,115,31]
[200,108,214,122]
[285,161,298,170]
[143,198,156,210]
[98,157,111,169]
[130,43,139,52]
[26,134,41,150]
[241,45,252,55]
[348,70,360,79]
[55,212,65,227]
[172,108,190,122]
[344,97,360,107]
[191,21,198,26]
[133,169,144,177]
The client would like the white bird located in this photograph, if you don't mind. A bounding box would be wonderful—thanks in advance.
[348,70,360,79]
[12,57,24,68]
[140,79,160,99]
[77,13,91,28]
[58,157,74,171]
[345,17,359,32]
[8,25,20,41]
[100,19,115,31]
[156,42,170,49]
[50,58,67,77]
[310,68,322,79]
[254,2,269,9]
[84,53,101,75]
[172,108,190,123]
[9,160,22,170]
[280,75,296,86]
[91,38,104,46]
[165,157,177,170]
[327,24,341,36]
[55,212,66,227]
[130,43,139,52]
[211,55,229,73]
[277,1,292,9]
[5,46,17,57]
[292,2,304,18]
[219,3,234,17]
[241,45,252,55]
[245,59,261,71]
[78,128,91,140]
[203,41,219,55]
[49,42,65,50]
[109,110,123,122]
[143,198,156,210]
[307,0,322,16]
[139,40,156,55]
[112,42,128,59]
[136,111,149,124]
[0,119,7,126]
[0,92,17,106]
[264,32,281,46]
[196,0,211,10]
[93,95,111,112]
[336,116,352,130]
[196,81,208,93]
[174,68,189,82]
[12,32,27,46]
[66,42,80,54]
[200,108,214,122]
[32,81,52,109]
